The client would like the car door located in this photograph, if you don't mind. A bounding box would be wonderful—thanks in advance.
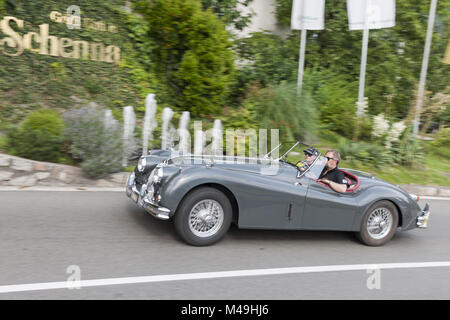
[235,164,308,230]
[299,157,358,231]
[301,181,358,231]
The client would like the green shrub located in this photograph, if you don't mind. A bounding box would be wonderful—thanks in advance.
[245,82,318,144]
[391,133,425,167]
[337,138,394,168]
[429,127,450,158]
[6,109,66,162]
[310,71,359,139]
[64,105,125,178]
[336,129,425,168]
[220,105,258,130]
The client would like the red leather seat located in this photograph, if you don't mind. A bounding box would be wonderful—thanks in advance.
[314,169,360,192]
[339,169,360,192]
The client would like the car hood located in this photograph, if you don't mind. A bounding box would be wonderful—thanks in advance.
[343,168,412,196]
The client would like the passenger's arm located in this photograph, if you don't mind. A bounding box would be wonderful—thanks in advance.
[328,180,347,193]
[318,178,347,193]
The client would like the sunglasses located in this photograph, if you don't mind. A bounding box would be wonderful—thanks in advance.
[326,156,337,161]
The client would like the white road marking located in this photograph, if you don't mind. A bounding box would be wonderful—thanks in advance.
[1,261,450,294]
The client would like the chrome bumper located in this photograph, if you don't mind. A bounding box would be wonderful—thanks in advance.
[416,203,430,228]
[126,172,171,220]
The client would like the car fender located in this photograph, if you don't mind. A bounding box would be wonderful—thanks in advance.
[158,166,240,217]
[351,185,417,231]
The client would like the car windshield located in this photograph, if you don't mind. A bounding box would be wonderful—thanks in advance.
[302,156,327,179]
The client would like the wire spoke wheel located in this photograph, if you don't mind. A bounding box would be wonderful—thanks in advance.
[188,199,224,238]
[366,207,393,240]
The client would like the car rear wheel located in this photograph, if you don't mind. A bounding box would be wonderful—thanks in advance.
[174,187,232,246]
[357,200,399,246]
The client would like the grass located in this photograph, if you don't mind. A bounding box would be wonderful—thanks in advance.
[0,134,7,152]
[341,156,450,187]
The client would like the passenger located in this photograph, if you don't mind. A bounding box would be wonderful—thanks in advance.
[317,149,348,193]
[296,147,319,173]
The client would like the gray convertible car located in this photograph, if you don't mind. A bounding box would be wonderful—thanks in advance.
[126,142,430,246]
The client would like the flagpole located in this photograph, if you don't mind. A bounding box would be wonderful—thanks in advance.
[413,0,438,135]
[292,0,325,94]
[297,28,307,95]
[296,0,307,95]
[357,0,369,116]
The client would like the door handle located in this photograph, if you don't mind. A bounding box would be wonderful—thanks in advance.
[287,202,293,221]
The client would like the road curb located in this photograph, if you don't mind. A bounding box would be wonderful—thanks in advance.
[398,184,450,198]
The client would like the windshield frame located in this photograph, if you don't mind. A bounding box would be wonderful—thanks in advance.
[277,141,323,178]
[297,155,327,179]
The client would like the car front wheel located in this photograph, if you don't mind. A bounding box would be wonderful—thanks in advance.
[174,187,232,246]
[357,200,399,246]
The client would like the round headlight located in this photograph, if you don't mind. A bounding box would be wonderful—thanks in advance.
[137,157,147,172]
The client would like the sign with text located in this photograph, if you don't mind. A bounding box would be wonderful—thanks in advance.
[347,0,396,30]
[291,0,325,30]
[0,10,121,64]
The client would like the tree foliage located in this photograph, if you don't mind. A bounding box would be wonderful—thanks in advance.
[272,0,450,120]
[201,0,253,31]
[233,32,298,99]
[135,0,236,118]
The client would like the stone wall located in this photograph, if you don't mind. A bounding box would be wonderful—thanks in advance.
[0,153,128,187]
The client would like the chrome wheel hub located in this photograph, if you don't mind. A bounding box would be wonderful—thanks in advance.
[367,207,393,239]
[189,200,224,238]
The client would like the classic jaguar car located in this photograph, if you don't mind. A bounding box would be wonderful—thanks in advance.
[126,141,430,246]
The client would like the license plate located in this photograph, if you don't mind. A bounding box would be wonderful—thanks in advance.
[131,192,138,203]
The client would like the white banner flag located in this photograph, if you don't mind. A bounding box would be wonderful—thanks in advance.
[347,0,396,30]
[291,0,325,30]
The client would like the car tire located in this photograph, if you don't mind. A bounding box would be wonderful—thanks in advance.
[174,187,232,246]
[356,200,399,246]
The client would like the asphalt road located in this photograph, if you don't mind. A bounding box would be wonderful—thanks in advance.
[0,191,449,300]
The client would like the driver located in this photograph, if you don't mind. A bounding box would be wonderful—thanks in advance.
[296,147,320,173]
